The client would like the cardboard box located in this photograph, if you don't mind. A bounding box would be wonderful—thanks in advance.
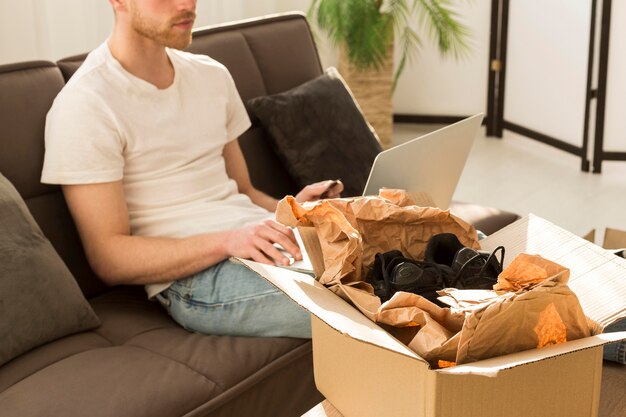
[584,227,626,254]
[604,227,626,250]
[238,214,626,417]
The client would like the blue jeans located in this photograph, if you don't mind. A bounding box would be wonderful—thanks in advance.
[161,260,311,338]
[603,318,626,364]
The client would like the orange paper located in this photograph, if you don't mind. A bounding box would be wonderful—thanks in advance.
[276,189,479,288]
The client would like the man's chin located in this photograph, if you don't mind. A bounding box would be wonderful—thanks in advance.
[161,33,193,50]
[134,27,192,50]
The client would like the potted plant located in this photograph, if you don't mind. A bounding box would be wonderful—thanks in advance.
[308,0,470,148]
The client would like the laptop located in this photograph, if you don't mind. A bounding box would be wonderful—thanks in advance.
[283,113,484,274]
[362,113,484,208]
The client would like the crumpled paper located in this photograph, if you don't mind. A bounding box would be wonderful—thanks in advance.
[454,254,590,364]
[277,191,590,367]
[376,292,465,363]
[494,253,570,291]
[276,189,479,287]
[276,189,479,320]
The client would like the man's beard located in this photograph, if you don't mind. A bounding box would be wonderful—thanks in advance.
[130,9,195,50]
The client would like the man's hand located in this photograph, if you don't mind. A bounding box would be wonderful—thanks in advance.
[295,180,344,203]
[225,219,302,266]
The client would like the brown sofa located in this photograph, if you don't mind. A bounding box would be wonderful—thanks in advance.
[1,12,620,417]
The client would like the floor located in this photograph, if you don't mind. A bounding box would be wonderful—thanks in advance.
[392,123,626,242]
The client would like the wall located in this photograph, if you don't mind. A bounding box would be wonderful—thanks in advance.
[271,0,491,117]
[392,1,491,116]
[4,0,624,158]
[0,0,486,117]
[0,0,291,63]
[0,0,113,63]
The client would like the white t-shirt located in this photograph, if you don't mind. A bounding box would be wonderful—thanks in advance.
[42,41,272,297]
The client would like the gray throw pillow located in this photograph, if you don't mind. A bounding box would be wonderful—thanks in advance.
[0,174,100,366]
[247,67,383,197]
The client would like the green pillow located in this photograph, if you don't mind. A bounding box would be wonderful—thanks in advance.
[247,67,383,197]
[0,174,100,366]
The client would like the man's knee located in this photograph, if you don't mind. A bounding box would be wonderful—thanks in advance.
[164,261,311,338]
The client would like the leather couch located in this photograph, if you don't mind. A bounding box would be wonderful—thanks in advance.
[0,12,620,417]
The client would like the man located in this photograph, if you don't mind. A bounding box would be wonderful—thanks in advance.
[41,0,342,339]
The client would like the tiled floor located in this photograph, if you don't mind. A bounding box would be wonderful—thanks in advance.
[393,123,626,241]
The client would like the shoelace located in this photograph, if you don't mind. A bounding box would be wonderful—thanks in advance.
[451,245,505,289]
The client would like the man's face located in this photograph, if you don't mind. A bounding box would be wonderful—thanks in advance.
[126,0,197,50]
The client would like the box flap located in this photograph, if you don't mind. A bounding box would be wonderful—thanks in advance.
[604,227,626,249]
[438,331,626,377]
[296,226,324,277]
[235,258,424,362]
[481,214,626,330]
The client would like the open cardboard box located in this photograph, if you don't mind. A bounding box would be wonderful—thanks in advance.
[238,214,626,417]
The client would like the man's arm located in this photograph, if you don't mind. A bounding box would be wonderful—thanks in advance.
[64,139,342,287]
[62,181,231,286]
[222,140,344,208]
[63,181,301,286]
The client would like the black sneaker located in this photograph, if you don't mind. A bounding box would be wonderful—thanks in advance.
[368,251,448,306]
[368,250,403,301]
[452,246,505,289]
[424,233,505,290]
[423,233,463,286]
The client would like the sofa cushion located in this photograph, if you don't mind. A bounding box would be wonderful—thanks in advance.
[0,60,106,299]
[56,54,86,82]
[0,174,100,367]
[247,67,382,197]
[237,127,301,199]
[0,286,321,417]
[449,201,521,236]
[0,61,63,199]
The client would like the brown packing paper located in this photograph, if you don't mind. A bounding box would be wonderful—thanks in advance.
[330,283,381,322]
[284,199,364,285]
[455,255,591,365]
[276,189,478,327]
[372,253,591,366]
[276,189,479,288]
[277,191,592,367]
[494,253,570,292]
[437,288,501,311]
[376,292,464,363]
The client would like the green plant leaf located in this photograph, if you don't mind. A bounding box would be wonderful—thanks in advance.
[309,0,472,82]
[415,0,471,59]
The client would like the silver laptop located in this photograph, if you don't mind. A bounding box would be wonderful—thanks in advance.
[362,113,484,208]
[282,113,483,274]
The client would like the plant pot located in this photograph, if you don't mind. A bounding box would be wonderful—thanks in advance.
[339,41,394,149]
